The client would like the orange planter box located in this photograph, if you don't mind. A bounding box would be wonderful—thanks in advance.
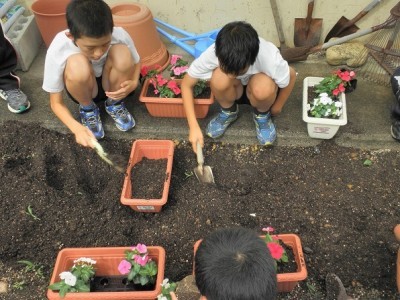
[139,79,214,118]
[193,234,307,293]
[120,140,174,213]
[47,246,165,300]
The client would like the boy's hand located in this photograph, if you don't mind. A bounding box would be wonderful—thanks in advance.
[105,79,138,100]
[74,125,97,148]
[189,126,204,153]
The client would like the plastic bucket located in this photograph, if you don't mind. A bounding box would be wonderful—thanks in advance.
[31,0,69,48]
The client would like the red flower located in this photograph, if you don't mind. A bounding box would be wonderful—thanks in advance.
[167,80,181,95]
[140,66,149,77]
[156,74,168,86]
[267,242,284,260]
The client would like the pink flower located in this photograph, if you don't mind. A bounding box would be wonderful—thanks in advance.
[338,71,351,81]
[136,243,147,254]
[167,80,181,95]
[134,254,149,266]
[173,66,188,76]
[156,74,168,86]
[140,66,149,77]
[170,54,182,65]
[349,71,355,78]
[267,242,284,260]
[262,226,274,233]
[118,260,132,275]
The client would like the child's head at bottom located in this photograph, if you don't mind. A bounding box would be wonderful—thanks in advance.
[195,227,277,300]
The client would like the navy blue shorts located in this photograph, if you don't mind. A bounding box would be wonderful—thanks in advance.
[66,76,107,104]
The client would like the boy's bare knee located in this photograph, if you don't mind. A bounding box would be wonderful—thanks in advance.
[107,44,134,71]
[65,54,92,82]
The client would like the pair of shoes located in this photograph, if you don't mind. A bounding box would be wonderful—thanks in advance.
[325,273,350,300]
[206,104,239,138]
[0,88,30,113]
[80,101,135,139]
[391,120,400,142]
[253,112,276,145]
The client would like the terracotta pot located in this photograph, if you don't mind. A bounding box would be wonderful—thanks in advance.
[193,234,307,293]
[303,77,347,139]
[31,0,69,48]
[111,3,169,71]
[394,224,400,293]
[120,140,174,213]
[139,79,214,118]
[47,246,165,300]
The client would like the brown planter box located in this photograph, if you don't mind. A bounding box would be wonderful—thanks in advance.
[139,78,214,118]
[120,140,174,213]
[47,246,165,300]
[193,234,307,293]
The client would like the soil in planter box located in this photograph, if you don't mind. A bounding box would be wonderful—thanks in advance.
[91,275,155,292]
[131,158,167,199]
[277,243,297,274]
[145,82,211,99]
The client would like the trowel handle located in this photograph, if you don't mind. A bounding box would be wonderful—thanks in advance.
[196,142,204,166]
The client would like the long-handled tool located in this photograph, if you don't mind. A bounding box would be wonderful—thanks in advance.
[294,0,323,47]
[324,0,381,42]
[92,139,125,173]
[270,0,288,49]
[281,3,399,63]
[194,142,214,184]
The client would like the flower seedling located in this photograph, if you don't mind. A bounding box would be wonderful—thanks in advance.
[48,257,96,298]
[118,243,158,286]
[307,92,343,119]
[18,260,45,279]
[313,69,356,98]
[262,226,288,269]
[157,278,177,300]
[25,205,40,221]
[169,54,189,79]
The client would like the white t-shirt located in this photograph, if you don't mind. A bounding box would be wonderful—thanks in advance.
[42,27,140,93]
[188,37,290,88]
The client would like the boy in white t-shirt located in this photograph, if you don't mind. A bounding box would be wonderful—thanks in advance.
[43,0,141,147]
[181,21,296,152]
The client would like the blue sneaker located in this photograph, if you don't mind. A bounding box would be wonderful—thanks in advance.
[79,105,104,139]
[105,100,135,131]
[253,112,276,145]
[206,105,239,138]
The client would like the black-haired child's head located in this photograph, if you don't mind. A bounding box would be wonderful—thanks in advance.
[215,21,260,76]
[195,227,277,300]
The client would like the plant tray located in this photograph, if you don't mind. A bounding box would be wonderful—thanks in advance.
[120,139,174,213]
[139,78,214,118]
[47,246,165,300]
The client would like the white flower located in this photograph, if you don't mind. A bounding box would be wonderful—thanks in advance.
[161,278,170,289]
[157,296,168,300]
[74,257,96,265]
[59,271,77,286]
[335,102,342,108]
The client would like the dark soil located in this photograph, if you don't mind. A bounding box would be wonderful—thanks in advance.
[0,121,399,300]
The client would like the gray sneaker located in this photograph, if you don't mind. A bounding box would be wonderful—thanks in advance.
[0,88,30,113]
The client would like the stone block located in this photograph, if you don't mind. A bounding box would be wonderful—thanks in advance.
[6,14,43,71]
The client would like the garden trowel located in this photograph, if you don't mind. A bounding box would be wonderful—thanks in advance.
[194,142,215,184]
[91,139,125,173]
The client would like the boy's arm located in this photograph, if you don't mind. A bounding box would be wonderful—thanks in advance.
[181,74,203,153]
[49,92,96,148]
[270,66,296,116]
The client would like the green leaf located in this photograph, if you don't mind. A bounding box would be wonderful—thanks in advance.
[363,159,372,166]
[48,281,64,290]
[139,275,149,286]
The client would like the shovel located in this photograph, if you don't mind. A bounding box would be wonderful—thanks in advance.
[294,0,323,47]
[324,0,381,43]
[270,0,288,49]
[281,6,398,63]
[194,142,215,184]
[91,139,125,173]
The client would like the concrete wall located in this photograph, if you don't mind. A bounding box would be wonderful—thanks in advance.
[20,0,397,47]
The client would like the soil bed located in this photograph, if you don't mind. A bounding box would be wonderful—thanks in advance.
[0,121,399,300]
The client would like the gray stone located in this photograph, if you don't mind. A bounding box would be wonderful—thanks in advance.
[176,275,200,299]
[326,42,368,67]
[0,281,8,294]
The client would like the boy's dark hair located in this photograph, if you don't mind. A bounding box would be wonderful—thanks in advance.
[215,21,260,76]
[391,67,400,120]
[66,0,113,39]
[195,227,277,300]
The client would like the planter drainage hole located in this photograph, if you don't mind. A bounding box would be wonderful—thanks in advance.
[99,278,109,286]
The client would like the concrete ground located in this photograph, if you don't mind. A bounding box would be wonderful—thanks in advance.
[4,41,400,151]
